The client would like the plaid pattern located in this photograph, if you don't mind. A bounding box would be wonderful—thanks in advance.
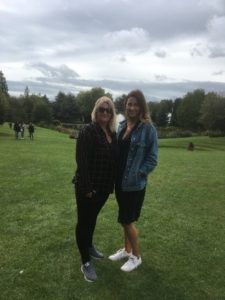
[75,123,116,194]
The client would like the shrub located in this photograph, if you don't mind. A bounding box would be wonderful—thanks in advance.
[206,130,225,137]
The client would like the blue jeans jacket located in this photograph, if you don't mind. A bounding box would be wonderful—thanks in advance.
[117,120,158,191]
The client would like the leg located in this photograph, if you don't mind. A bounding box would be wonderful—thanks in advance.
[123,223,140,258]
[75,190,108,264]
[86,193,108,248]
[124,227,132,253]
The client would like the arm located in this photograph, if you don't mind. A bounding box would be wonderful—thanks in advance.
[76,125,94,194]
[139,125,158,176]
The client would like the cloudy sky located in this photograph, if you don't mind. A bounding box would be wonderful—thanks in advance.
[1,0,225,101]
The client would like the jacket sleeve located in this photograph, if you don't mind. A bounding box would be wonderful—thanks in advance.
[76,125,94,194]
[139,125,158,176]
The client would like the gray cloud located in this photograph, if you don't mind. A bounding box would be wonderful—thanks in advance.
[25,62,79,79]
[191,47,203,57]
[154,50,167,58]
[1,0,225,100]
[208,47,225,58]
[154,74,168,81]
[8,76,225,101]
[212,70,224,75]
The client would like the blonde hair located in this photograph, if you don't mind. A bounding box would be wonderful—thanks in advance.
[91,96,116,132]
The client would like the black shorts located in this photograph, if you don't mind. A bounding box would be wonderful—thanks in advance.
[115,187,146,224]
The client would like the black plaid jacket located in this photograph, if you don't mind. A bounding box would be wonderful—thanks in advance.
[74,123,117,194]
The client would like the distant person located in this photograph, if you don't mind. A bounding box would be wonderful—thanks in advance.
[8,122,12,129]
[72,96,117,282]
[13,122,20,139]
[20,122,25,139]
[28,123,35,140]
[109,90,158,272]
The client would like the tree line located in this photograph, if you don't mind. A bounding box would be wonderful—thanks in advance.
[1,70,225,132]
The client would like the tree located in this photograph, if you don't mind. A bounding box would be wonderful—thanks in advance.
[0,70,8,96]
[156,100,173,127]
[77,87,110,123]
[0,71,9,123]
[24,86,30,98]
[176,89,205,130]
[114,94,127,114]
[52,92,81,123]
[170,98,182,127]
[199,92,225,132]
[148,101,159,124]
[148,100,173,127]
[32,96,52,123]
[0,92,9,124]
[7,96,25,122]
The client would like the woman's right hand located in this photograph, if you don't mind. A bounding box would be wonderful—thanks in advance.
[85,190,96,198]
[85,192,92,198]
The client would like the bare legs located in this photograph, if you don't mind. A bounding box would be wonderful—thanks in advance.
[123,223,140,258]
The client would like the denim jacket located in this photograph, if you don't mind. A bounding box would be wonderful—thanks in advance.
[117,120,158,192]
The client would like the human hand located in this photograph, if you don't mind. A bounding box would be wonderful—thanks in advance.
[85,192,92,198]
[85,190,96,198]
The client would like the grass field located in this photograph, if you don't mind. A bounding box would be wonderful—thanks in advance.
[0,124,225,300]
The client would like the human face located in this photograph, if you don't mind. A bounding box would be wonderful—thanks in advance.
[125,97,141,121]
[96,102,112,125]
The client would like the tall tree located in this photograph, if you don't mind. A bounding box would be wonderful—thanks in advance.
[0,71,9,123]
[52,92,80,123]
[114,94,127,114]
[170,98,182,127]
[177,89,205,130]
[199,92,225,132]
[32,95,52,123]
[0,70,8,95]
[24,86,30,98]
[77,87,109,123]
[0,92,9,124]
[156,100,173,127]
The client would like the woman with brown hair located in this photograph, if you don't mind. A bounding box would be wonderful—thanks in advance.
[109,90,158,272]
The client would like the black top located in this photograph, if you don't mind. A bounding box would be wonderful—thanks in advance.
[116,121,140,187]
[75,123,117,194]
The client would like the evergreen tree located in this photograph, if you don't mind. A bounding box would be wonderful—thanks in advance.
[0,71,9,123]
[0,70,9,95]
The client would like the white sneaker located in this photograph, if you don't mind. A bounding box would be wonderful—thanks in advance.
[108,248,131,261]
[121,255,142,272]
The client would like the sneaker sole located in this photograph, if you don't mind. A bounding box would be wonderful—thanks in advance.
[80,266,96,283]
[121,262,142,272]
[108,254,131,261]
[90,255,104,260]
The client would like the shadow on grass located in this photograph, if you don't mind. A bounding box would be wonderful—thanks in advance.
[89,261,206,300]
[0,132,12,137]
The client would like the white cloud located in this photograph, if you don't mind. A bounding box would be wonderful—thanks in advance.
[103,28,150,53]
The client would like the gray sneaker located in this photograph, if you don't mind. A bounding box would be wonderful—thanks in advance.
[81,262,97,282]
[89,246,104,259]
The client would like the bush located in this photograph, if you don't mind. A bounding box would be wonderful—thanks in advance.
[206,130,225,137]
[157,127,193,138]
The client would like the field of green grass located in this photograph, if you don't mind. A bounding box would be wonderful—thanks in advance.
[0,124,225,300]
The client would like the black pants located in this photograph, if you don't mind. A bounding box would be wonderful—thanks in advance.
[75,188,109,264]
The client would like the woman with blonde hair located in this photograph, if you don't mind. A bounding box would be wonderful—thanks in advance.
[109,90,158,272]
[73,96,117,282]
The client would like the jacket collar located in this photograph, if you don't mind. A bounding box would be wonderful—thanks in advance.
[119,119,143,130]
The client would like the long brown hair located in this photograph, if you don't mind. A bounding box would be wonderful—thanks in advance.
[125,90,151,123]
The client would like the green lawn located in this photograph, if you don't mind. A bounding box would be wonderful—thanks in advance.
[0,124,225,300]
